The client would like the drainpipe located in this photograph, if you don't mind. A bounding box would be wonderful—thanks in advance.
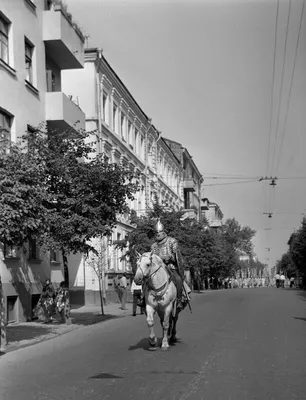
[144,118,152,211]
[96,48,103,153]
[155,130,161,200]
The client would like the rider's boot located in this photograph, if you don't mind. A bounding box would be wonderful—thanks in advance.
[176,297,184,311]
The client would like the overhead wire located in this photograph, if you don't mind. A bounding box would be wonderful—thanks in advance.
[268,0,292,218]
[275,0,305,174]
[270,0,292,177]
[266,0,280,177]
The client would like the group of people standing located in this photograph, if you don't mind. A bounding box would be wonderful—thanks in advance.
[37,279,70,324]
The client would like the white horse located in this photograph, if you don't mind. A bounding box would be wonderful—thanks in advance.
[134,251,180,351]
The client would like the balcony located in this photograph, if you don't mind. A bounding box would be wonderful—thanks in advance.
[43,7,84,69]
[183,177,196,192]
[45,92,85,132]
[182,208,198,220]
[208,220,223,228]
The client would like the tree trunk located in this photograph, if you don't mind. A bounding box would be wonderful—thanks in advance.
[98,276,105,316]
[0,277,7,353]
[101,266,106,306]
[62,251,69,287]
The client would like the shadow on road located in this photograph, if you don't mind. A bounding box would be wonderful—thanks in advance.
[293,317,306,322]
[88,373,123,379]
[7,325,52,343]
[128,337,152,351]
[296,290,306,302]
[70,313,119,326]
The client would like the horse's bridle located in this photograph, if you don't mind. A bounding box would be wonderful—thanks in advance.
[137,253,163,284]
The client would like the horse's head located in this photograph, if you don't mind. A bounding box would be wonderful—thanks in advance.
[134,251,154,285]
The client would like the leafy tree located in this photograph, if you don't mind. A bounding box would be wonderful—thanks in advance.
[275,251,296,277]
[0,142,48,249]
[25,126,139,286]
[289,217,306,277]
[0,141,48,349]
[222,218,256,256]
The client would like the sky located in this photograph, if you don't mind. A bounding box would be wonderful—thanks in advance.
[66,0,306,269]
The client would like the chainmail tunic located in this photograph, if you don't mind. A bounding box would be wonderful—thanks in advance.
[151,236,184,276]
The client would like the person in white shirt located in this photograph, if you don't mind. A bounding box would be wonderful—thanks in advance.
[119,273,128,310]
[131,280,144,316]
[280,274,286,288]
[275,273,280,288]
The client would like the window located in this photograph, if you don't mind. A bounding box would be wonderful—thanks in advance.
[50,249,57,262]
[4,243,17,258]
[135,129,139,154]
[44,0,53,10]
[140,136,144,159]
[128,120,133,147]
[102,92,109,123]
[46,69,56,92]
[0,109,12,153]
[29,238,37,259]
[113,103,118,133]
[25,39,34,84]
[121,113,126,140]
[0,15,9,64]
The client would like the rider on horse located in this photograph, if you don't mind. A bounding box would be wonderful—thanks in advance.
[150,219,186,311]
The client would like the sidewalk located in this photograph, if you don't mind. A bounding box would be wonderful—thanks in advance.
[3,302,135,354]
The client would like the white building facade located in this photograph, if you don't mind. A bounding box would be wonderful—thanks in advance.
[0,0,85,322]
[62,48,184,304]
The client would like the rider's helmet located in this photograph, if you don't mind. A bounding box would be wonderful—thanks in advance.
[154,219,165,233]
[154,219,167,242]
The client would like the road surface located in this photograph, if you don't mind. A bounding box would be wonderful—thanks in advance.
[0,288,305,400]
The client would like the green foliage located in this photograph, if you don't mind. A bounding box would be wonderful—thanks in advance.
[0,143,47,248]
[1,125,139,285]
[275,251,296,277]
[288,217,306,276]
[123,198,255,279]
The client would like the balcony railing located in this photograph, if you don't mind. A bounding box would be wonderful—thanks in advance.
[183,177,196,192]
[43,7,84,69]
[45,92,85,132]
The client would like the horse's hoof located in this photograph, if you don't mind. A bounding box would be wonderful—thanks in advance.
[170,337,177,344]
[161,346,169,351]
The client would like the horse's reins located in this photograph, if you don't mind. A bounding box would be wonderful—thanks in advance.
[138,254,171,297]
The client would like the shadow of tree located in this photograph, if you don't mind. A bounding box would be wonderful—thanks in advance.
[296,289,306,302]
[293,317,306,322]
[70,312,119,326]
[7,324,52,343]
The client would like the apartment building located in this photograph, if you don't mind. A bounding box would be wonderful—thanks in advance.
[62,48,185,304]
[0,0,85,322]
[163,139,203,221]
[201,200,223,228]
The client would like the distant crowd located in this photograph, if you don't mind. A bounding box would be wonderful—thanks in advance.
[195,275,305,290]
[194,276,271,290]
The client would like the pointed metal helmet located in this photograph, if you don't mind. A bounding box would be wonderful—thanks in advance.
[154,218,164,233]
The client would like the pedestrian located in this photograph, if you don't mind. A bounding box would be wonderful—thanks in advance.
[55,281,71,324]
[113,276,122,303]
[119,273,128,310]
[280,273,286,288]
[38,278,55,323]
[289,277,295,288]
[131,280,144,316]
[275,273,280,288]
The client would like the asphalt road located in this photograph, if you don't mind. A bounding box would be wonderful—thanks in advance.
[0,288,305,400]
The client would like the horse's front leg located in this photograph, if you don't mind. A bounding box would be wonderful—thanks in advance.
[146,305,157,347]
[161,303,173,351]
[170,313,178,344]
